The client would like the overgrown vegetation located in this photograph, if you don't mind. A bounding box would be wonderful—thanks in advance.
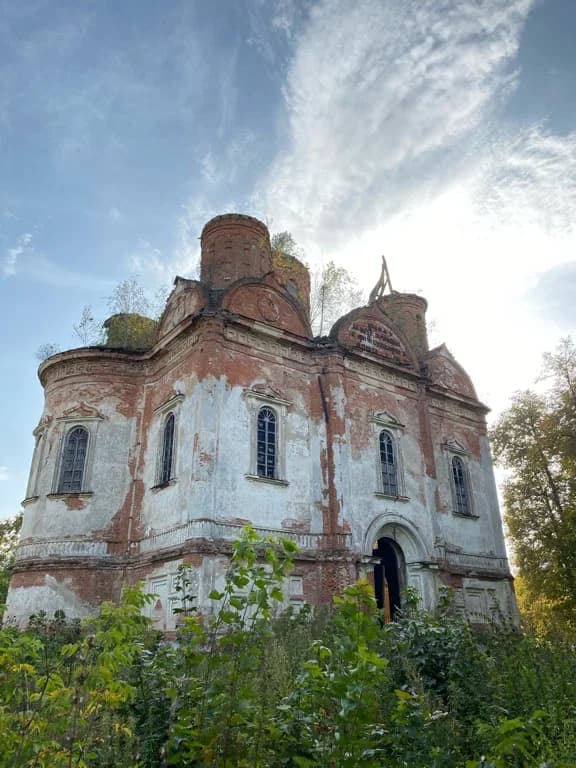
[491,337,576,636]
[2,526,575,767]
[0,511,22,608]
[271,231,364,335]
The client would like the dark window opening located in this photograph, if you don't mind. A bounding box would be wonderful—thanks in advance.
[452,456,470,515]
[160,412,175,485]
[380,430,398,496]
[373,537,404,621]
[58,427,88,493]
[257,407,277,479]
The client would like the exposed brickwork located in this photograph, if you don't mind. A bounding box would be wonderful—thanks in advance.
[7,214,517,628]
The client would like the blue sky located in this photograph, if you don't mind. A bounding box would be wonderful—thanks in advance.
[1,0,575,519]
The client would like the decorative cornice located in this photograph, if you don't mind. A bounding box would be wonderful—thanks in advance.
[57,403,105,422]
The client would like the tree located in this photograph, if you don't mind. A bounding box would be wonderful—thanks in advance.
[271,231,305,263]
[491,338,576,633]
[0,512,22,612]
[36,342,61,362]
[311,260,364,336]
[107,277,151,316]
[271,232,364,335]
[73,305,103,346]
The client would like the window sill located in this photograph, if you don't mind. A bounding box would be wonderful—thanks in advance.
[47,492,93,499]
[21,495,40,506]
[151,479,177,492]
[374,492,410,502]
[451,510,479,519]
[245,474,289,487]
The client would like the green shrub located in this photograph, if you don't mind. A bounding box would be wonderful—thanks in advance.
[1,529,575,767]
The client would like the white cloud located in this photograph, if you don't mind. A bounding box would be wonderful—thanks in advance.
[2,232,33,276]
[263,0,534,246]
[0,465,9,482]
[201,132,257,187]
[252,0,576,419]
[475,125,576,234]
[2,231,113,290]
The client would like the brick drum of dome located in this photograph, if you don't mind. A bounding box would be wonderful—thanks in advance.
[200,213,272,289]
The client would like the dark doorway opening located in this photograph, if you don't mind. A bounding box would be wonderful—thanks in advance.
[373,537,404,621]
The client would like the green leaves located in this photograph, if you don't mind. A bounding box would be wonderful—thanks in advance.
[491,337,576,636]
[2,526,576,766]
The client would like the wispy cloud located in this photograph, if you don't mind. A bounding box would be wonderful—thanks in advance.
[529,261,576,330]
[0,465,9,482]
[263,0,534,247]
[2,232,33,276]
[2,231,111,290]
[475,125,576,234]
[0,2,208,162]
[201,132,257,186]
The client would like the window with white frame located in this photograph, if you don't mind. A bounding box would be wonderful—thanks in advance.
[379,430,398,496]
[58,426,89,492]
[442,439,474,516]
[50,408,103,496]
[451,455,471,515]
[153,394,183,488]
[244,387,290,484]
[371,411,407,499]
[159,412,176,485]
[257,406,277,478]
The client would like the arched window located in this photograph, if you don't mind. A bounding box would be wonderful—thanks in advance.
[452,456,470,515]
[58,426,89,493]
[380,430,398,496]
[159,412,175,485]
[257,407,277,479]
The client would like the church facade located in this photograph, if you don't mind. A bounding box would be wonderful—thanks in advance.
[7,213,516,628]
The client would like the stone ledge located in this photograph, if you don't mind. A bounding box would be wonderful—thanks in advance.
[374,492,410,502]
[245,474,289,487]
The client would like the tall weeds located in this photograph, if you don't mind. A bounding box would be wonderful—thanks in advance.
[1,528,575,767]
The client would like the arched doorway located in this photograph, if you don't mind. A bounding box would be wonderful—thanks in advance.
[373,537,405,621]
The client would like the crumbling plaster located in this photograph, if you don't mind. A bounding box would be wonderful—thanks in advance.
[7,213,516,627]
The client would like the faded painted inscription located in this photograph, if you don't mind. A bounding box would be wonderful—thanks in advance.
[348,321,409,366]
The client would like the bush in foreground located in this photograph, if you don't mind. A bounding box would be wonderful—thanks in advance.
[1,528,575,767]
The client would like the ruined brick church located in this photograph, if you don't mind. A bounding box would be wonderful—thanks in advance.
[7,214,516,628]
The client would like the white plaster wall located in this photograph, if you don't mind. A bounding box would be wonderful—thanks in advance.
[21,405,135,541]
[140,374,326,536]
[343,391,436,562]
[458,578,518,624]
[434,436,508,559]
[4,576,96,627]
[141,555,235,628]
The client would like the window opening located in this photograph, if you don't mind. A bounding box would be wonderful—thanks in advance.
[257,407,277,479]
[160,412,175,485]
[379,430,398,496]
[452,456,470,514]
[58,427,88,493]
